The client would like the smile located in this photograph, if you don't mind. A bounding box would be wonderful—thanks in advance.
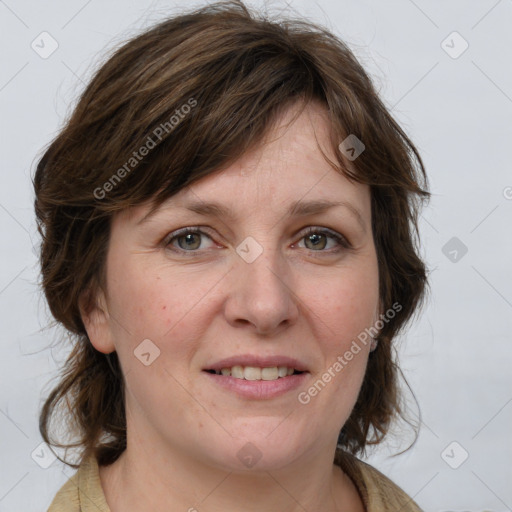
[205,366,303,381]
[203,369,308,400]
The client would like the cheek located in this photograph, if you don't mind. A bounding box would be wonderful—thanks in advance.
[106,258,223,370]
[308,264,379,349]
[108,272,169,338]
[107,259,187,334]
[105,264,208,413]
[300,271,377,423]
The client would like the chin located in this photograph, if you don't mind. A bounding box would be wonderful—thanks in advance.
[205,419,315,472]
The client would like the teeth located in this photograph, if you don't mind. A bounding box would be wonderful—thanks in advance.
[244,367,261,380]
[261,367,278,380]
[231,365,244,379]
[278,367,288,378]
[212,366,299,381]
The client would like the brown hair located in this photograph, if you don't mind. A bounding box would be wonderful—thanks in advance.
[34,0,430,469]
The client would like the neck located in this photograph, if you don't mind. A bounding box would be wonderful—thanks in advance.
[98,430,363,511]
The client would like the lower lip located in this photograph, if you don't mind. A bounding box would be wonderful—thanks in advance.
[202,371,308,400]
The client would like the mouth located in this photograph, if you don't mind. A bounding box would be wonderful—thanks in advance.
[204,366,305,381]
[202,356,309,399]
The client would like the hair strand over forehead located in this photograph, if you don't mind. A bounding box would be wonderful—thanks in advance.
[34,0,430,468]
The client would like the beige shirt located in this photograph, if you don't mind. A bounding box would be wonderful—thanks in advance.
[47,451,423,511]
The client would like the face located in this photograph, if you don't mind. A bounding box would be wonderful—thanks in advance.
[84,101,380,471]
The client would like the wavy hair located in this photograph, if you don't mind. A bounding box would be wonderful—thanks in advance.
[34,0,430,468]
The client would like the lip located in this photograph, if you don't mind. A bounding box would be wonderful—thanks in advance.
[203,354,309,372]
[203,371,308,400]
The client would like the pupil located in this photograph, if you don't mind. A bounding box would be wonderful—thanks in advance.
[180,233,200,249]
[307,233,325,250]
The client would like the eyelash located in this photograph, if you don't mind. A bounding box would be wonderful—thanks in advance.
[163,226,351,255]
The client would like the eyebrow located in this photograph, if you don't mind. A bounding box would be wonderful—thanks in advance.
[139,198,367,232]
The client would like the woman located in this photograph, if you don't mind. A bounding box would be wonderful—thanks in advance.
[36,1,430,510]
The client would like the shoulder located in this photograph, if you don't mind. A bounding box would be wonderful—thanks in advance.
[47,455,110,512]
[47,470,80,512]
[334,449,423,512]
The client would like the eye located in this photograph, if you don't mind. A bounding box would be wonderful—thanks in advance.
[163,226,350,255]
[164,227,216,252]
[296,227,350,253]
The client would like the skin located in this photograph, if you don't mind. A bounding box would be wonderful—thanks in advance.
[82,100,381,512]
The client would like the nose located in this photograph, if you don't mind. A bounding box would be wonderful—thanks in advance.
[223,244,299,336]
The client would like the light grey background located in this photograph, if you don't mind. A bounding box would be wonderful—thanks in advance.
[1,1,511,510]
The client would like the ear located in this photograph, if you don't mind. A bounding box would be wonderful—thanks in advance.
[78,284,116,354]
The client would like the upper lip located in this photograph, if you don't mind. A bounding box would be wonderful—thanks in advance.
[203,355,309,372]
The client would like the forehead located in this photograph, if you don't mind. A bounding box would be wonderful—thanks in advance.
[118,100,370,226]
